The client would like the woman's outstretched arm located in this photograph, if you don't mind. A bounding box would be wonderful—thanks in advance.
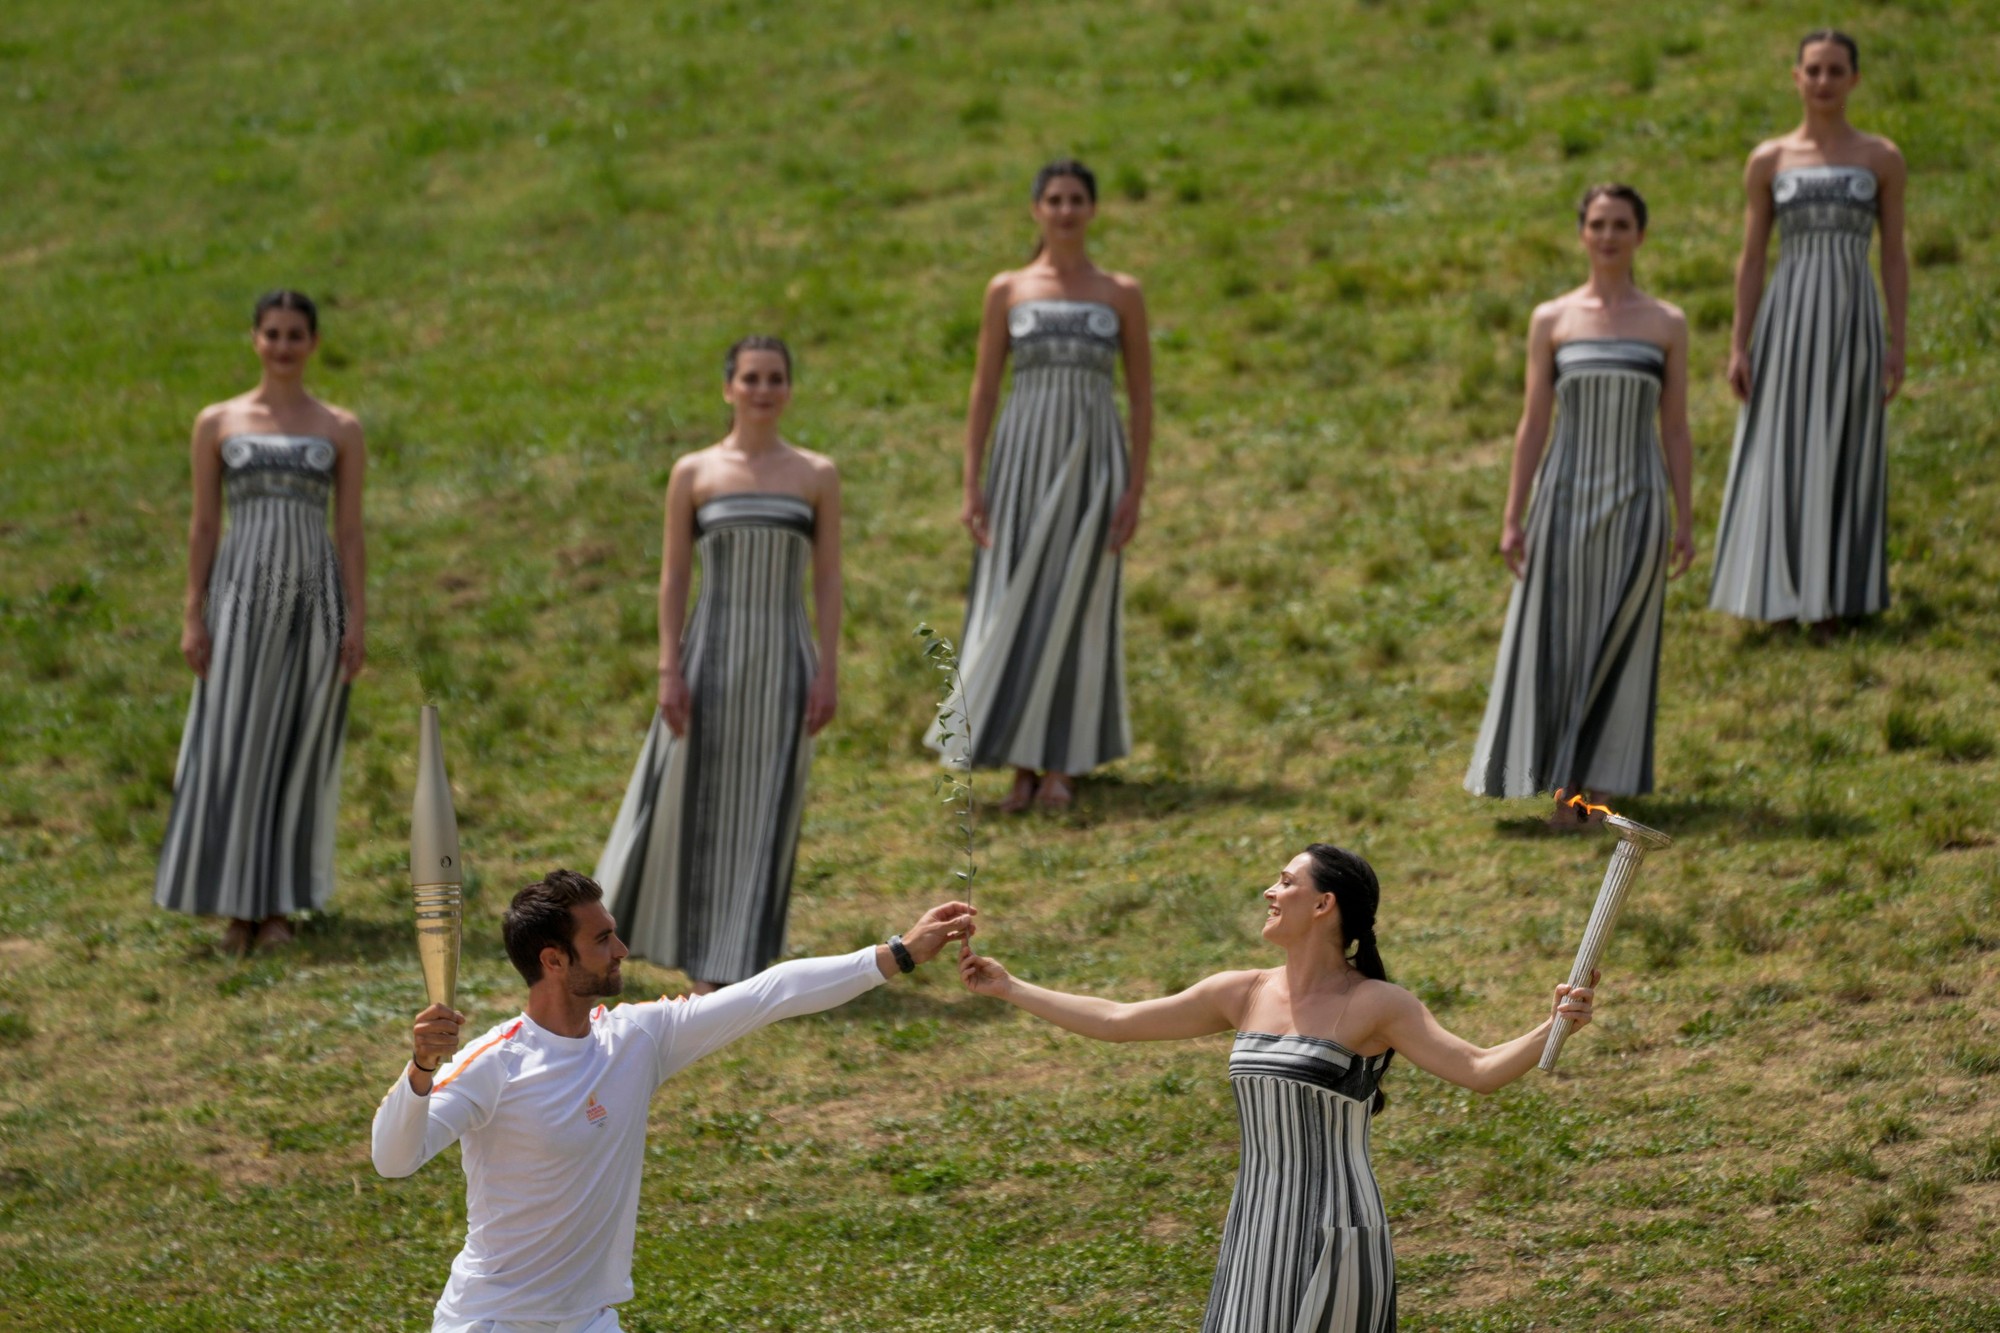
[1369,972,1597,1094]
[960,949,1256,1042]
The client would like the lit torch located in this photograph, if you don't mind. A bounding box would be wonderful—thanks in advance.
[410,706,462,1008]
[1539,791,1671,1073]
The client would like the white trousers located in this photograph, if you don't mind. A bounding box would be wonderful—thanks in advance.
[432,1309,620,1333]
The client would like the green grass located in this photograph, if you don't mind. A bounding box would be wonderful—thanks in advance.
[4,1,2000,1329]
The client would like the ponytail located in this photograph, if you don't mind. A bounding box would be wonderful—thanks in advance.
[1307,843,1394,1114]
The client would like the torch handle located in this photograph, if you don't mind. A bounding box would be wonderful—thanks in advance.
[1539,837,1650,1073]
[414,881,462,1009]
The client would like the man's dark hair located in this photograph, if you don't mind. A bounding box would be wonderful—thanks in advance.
[503,869,604,984]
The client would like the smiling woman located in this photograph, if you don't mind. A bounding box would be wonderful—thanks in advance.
[959,844,1600,1333]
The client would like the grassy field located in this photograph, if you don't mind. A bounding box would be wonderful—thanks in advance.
[3,0,1998,1328]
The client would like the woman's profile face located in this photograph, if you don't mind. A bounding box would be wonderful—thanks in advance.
[1793,40,1858,114]
[1262,851,1336,944]
[1032,174,1097,247]
[254,308,317,377]
[1579,195,1643,266]
[725,348,792,425]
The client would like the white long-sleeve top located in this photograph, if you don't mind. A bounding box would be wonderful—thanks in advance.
[371,947,886,1324]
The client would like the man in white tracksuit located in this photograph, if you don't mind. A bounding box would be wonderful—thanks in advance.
[372,867,976,1333]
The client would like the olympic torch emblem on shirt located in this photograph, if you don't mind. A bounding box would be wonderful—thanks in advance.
[586,1093,608,1126]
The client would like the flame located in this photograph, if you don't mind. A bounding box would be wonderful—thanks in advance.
[1554,788,1618,822]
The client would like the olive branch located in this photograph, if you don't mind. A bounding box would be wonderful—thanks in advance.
[914,623,976,926]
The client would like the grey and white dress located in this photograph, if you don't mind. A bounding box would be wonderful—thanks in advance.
[1710,165,1888,622]
[595,492,816,985]
[932,299,1130,773]
[1466,339,1669,799]
[1202,1032,1397,1333]
[155,433,349,919]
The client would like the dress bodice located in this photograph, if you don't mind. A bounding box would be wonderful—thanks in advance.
[1007,299,1120,379]
[1772,165,1878,247]
[220,433,337,511]
[688,492,816,626]
[1554,338,1665,409]
[1230,1030,1390,1107]
[1543,339,1667,486]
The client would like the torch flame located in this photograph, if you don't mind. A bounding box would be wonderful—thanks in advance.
[1554,788,1618,824]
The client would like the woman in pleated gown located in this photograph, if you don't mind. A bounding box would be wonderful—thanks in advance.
[935,158,1152,812]
[1465,185,1695,813]
[960,845,1601,1332]
[155,290,366,955]
[1710,29,1908,629]
[595,337,841,991]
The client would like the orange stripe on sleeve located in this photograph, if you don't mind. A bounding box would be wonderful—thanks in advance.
[433,1020,522,1092]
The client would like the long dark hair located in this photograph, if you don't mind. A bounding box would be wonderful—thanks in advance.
[1306,843,1393,1113]
[1028,158,1098,259]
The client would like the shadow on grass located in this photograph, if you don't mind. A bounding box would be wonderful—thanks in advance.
[1728,600,1938,652]
[1493,795,1876,842]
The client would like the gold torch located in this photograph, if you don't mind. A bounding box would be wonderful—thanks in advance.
[410,705,462,1008]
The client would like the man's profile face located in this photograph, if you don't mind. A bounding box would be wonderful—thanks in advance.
[560,901,628,999]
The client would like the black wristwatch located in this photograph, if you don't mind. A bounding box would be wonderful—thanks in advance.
[887,935,915,974]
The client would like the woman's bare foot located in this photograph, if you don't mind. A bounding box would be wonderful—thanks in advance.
[220,919,255,956]
[255,917,295,950]
[998,768,1039,814]
[1034,772,1076,810]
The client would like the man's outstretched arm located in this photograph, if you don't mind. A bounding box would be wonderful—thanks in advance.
[653,901,975,1076]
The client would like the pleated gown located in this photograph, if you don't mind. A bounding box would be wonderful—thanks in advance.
[932,299,1130,773]
[1710,165,1888,622]
[595,493,816,985]
[155,433,350,919]
[1203,1032,1397,1333]
[1466,340,1669,799]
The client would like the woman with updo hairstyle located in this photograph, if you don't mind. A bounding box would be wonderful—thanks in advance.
[930,157,1152,812]
[1465,184,1694,815]
[155,290,366,955]
[960,844,1599,1331]
[595,336,842,992]
[1710,29,1908,630]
